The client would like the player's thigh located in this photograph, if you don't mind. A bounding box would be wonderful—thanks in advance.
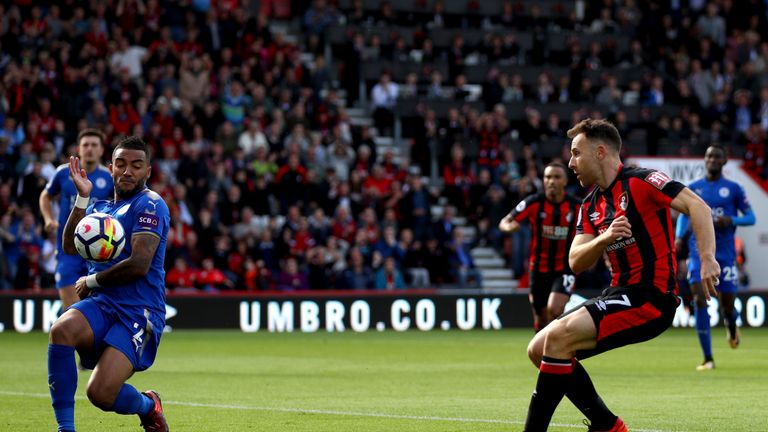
[49,307,94,349]
[543,307,598,356]
[548,273,574,315]
[548,291,571,316]
[576,287,679,360]
[529,272,553,312]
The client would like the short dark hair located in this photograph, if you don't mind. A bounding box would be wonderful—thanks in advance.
[707,143,727,157]
[545,161,568,173]
[77,128,105,147]
[566,118,622,153]
[114,135,151,162]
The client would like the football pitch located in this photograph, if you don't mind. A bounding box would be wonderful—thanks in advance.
[1,328,766,431]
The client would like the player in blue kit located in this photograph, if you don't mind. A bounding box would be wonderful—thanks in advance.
[48,136,170,431]
[40,129,113,309]
[676,144,756,371]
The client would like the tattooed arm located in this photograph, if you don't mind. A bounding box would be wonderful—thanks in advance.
[75,233,159,299]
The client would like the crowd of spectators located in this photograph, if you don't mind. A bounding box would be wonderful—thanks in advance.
[0,0,766,292]
[333,0,768,180]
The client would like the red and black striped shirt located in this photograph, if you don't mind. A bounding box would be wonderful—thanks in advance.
[576,165,685,294]
[511,192,581,274]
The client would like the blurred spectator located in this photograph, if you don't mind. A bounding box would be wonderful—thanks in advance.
[339,247,373,290]
[197,257,234,291]
[448,227,482,288]
[374,256,406,290]
[399,228,430,288]
[277,257,310,291]
[166,257,199,290]
[370,72,398,135]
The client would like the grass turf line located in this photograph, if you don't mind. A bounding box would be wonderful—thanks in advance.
[1,328,766,431]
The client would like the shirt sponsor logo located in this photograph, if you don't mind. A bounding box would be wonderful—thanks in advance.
[645,171,672,190]
[542,225,569,240]
[138,213,159,228]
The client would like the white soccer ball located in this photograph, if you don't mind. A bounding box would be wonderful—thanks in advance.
[74,213,126,262]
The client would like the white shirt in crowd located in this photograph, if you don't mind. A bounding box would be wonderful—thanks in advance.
[371,81,399,109]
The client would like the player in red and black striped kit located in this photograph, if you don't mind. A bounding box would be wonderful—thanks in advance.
[522,119,720,432]
[499,162,581,331]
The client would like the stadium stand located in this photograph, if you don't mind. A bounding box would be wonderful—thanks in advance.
[1,0,767,292]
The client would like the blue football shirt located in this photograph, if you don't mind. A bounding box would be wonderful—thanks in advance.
[686,177,752,265]
[87,188,170,316]
[45,164,114,252]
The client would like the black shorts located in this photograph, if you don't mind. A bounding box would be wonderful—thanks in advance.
[529,271,575,312]
[561,285,680,360]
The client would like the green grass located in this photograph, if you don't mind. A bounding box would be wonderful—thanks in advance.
[1,328,766,431]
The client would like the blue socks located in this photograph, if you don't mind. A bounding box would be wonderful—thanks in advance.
[111,384,153,416]
[695,305,713,361]
[48,344,77,432]
[49,343,153,432]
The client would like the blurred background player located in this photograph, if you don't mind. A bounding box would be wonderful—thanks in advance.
[499,162,580,331]
[48,137,170,432]
[675,144,755,371]
[39,129,113,309]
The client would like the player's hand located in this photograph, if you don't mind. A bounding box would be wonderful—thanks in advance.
[699,255,721,301]
[713,215,732,228]
[44,219,59,236]
[601,215,632,243]
[68,156,93,198]
[75,276,91,300]
[498,215,515,232]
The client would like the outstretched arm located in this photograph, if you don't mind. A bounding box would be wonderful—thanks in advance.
[671,188,719,300]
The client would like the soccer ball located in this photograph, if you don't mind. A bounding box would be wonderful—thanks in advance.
[74,213,126,262]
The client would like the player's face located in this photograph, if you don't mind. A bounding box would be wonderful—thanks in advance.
[78,135,104,165]
[704,147,726,176]
[543,166,567,196]
[110,148,151,199]
[568,133,599,187]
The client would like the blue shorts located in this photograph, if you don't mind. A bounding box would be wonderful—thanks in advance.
[71,297,164,371]
[55,251,88,289]
[688,259,739,294]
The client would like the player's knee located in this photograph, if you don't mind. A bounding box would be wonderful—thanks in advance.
[542,321,572,356]
[86,384,115,411]
[49,317,77,345]
[527,339,543,366]
[693,295,708,309]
